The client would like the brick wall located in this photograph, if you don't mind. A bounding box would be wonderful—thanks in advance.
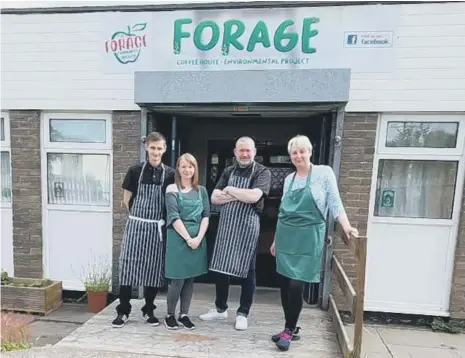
[10,111,43,278]
[332,113,378,307]
[112,111,141,290]
[450,181,465,319]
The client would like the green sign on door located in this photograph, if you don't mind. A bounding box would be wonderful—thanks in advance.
[381,189,395,208]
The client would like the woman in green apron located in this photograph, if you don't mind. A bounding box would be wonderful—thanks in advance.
[270,135,359,351]
[164,153,210,330]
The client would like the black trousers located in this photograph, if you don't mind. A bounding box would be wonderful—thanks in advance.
[115,285,158,316]
[215,253,257,317]
[280,275,306,331]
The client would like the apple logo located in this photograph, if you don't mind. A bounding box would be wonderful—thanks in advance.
[105,23,148,64]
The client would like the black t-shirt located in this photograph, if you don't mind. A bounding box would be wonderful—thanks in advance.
[122,162,175,210]
[214,162,271,214]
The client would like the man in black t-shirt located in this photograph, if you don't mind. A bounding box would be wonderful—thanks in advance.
[112,132,175,328]
[199,137,271,331]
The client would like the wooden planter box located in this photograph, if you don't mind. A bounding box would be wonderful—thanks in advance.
[1,278,63,315]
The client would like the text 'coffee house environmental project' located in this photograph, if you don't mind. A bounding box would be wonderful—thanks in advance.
[1,0,465,322]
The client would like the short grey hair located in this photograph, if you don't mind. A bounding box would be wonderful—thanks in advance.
[287,135,313,154]
[236,136,255,147]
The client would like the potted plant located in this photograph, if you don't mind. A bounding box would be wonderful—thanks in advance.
[81,256,112,313]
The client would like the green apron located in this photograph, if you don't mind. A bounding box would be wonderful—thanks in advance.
[165,187,208,279]
[275,169,326,283]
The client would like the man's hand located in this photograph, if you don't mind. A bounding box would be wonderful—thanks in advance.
[223,186,237,196]
[211,189,238,205]
[223,186,263,204]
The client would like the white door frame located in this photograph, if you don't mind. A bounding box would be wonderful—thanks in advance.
[367,113,465,315]
[40,112,113,287]
[1,111,14,276]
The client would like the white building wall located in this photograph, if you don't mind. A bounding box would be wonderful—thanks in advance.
[1,2,465,112]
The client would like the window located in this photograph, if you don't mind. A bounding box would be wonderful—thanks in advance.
[1,113,11,203]
[1,151,12,202]
[374,160,458,219]
[47,153,110,206]
[270,155,291,164]
[374,114,465,222]
[0,117,5,141]
[386,121,458,148]
[50,119,106,143]
[43,113,111,151]
[379,115,465,156]
[43,113,112,209]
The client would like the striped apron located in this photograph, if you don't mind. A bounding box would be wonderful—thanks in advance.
[119,162,166,287]
[209,162,260,278]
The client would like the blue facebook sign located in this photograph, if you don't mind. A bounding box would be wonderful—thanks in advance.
[347,34,358,45]
[344,31,393,48]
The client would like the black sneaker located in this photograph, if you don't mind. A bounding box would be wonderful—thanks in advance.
[178,315,196,330]
[271,326,301,342]
[164,315,179,330]
[142,311,160,326]
[112,313,129,328]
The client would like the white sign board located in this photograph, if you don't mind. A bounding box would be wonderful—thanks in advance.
[101,5,400,73]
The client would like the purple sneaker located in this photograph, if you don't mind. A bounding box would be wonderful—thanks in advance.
[271,326,301,342]
[275,328,293,351]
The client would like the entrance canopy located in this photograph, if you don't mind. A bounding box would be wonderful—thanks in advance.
[134,69,350,116]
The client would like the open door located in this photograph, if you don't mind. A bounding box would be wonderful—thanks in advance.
[319,110,368,358]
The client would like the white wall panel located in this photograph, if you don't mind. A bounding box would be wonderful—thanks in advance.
[1,2,464,112]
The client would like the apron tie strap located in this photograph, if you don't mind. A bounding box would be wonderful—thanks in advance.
[128,216,166,241]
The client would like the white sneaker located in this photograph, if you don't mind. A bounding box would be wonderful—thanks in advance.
[199,308,228,321]
[235,315,248,330]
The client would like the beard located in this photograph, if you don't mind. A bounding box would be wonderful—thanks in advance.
[238,158,253,167]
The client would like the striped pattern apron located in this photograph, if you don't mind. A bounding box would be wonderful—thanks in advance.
[210,162,260,278]
[119,162,166,287]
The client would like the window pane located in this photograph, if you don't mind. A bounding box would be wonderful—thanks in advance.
[0,117,5,141]
[270,155,291,164]
[47,153,110,206]
[1,151,12,202]
[49,119,106,143]
[386,121,458,148]
[374,160,457,219]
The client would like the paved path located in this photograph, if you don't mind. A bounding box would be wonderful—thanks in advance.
[3,285,464,357]
[53,298,340,358]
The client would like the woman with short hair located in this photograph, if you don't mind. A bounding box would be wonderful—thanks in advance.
[164,153,210,330]
[270,135,359,351]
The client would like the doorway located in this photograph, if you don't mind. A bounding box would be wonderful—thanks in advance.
[150,111,333,292]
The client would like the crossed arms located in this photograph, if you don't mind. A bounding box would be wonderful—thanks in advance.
[211,167,271,205]
[211,187,263,205]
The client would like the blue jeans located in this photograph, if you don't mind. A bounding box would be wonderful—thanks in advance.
[214,253,257,317]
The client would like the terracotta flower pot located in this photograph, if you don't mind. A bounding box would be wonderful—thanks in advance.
[87,291,108,313]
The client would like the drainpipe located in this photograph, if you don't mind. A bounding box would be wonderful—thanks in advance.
[137,107,148,299]
[171,116,177,167]
[140,107,148,163]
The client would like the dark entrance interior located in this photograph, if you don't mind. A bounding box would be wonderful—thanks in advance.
[149,106,334,301]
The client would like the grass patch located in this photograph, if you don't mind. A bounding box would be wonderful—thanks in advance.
[1,342,32,352]
[0,312,32,352]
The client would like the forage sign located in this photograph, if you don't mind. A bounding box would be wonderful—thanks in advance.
[173,17,319,55]
[104,23,148,64]
[171,17,320,69]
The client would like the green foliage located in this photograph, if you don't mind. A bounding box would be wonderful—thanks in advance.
[81,255,112,293]
[429,317,465,334]
[1,342,31,352]
[0,270,51,287]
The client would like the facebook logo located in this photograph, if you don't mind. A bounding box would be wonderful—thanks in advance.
[347,34,357,45]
